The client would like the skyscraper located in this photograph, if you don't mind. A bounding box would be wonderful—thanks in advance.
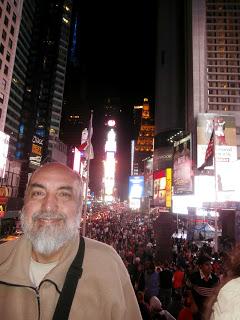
[0,0,23,133]
[155,0,240,163]
[1,0,72,206]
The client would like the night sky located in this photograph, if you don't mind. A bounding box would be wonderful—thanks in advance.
[63,0,157,200]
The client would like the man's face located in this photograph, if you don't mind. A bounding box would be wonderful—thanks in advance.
[200,261,212,276]
[21,163,82,255]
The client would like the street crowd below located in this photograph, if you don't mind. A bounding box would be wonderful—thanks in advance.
[83,206,232,320]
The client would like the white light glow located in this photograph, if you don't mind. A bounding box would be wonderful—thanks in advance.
[73,147,81,173]
[0,131,9,178]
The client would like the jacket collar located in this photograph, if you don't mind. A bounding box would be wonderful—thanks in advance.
[0,234,80,291]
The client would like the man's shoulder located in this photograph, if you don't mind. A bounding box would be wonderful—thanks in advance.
[83,237,120,259]
[0,239,19,263]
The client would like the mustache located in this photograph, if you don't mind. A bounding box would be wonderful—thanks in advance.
[32,212,66,222]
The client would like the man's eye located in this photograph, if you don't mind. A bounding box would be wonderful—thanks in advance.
[31,190,44,198]
[58,192,72,199]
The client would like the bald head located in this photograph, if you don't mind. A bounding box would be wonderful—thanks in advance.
[26,162,82,200]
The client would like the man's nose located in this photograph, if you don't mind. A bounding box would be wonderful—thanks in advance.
[41,193,58,212]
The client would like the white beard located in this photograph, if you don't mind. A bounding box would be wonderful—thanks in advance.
[21,211,80,255]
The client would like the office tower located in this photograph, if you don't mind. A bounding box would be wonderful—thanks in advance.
[187,0,240,158]
[155,0,186,135]
[0,0,23,133]
[5,0,36,159]
[155,0,240,159]
[1,0,72,203]
[15,0,72,169]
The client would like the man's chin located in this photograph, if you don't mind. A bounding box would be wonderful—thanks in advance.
[26,225,78,256]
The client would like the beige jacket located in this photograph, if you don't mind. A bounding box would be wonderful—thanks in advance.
[0,235,142,320]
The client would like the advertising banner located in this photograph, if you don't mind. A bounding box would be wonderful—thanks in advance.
[129,176,144,209]
[153,169,172,208]
[153,170,166,207]
[144,157,153,197]
[153,146,173,171]
[29,134,44,167]
[0,131,9,179]
[197,113,237,192]
[173,135,193,194]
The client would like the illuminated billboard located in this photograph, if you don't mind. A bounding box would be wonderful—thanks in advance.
[29,134,44,167]
[129,176,144,209]
[103,128,117,202]
[197,114,237,192]
[0,131,9,179]
[153,168,172,208]
[73,147,81,173]
[173,135,193,194]
[144,157,153,197]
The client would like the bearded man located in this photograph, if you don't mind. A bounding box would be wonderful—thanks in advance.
[0,162,142,320]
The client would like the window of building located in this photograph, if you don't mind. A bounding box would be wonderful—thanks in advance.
[4,65,8,75]
[0,58,2,70]
[6,51,10,62]
[2,29,6,41]
[1,79,6,90]
[12,12,16,22]
[13,0,17,6]
[0,0,4,3]
[0,92,4,104]
[0,108,2,119]
[4,15,9,27]
[6,2,11,13]
[0,43,4,55]
[10,25,14,36]
[0,7,2,18]
[8,38,12,49]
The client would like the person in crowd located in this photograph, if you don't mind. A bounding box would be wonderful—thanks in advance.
[143,260,160,301]
[149,296,176,320]
[167,293,183,319]
[159,263,173,308]
[177,291,195,320]
[204,244,240,319]
[172,265,185,295]
[136,291,151,320]
[188,255,219,319]
[0,162,142,319]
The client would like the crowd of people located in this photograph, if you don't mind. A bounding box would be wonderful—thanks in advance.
[84,208,234,320]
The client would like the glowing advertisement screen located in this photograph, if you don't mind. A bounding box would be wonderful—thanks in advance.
[0,131,9,179]
[173,135,193,194]
[129,176,144,200]
[73,147,81,173]
[197,114,237,192]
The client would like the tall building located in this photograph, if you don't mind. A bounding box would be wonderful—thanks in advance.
[155,0,240,216]
[0,0,72,208]
[134,98,154,174]
[4,0,36,158]
[155,0,240,162]
[187,0,240,159]
[0,0,23,133]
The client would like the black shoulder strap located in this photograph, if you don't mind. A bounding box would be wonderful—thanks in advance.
[52,236,85,320]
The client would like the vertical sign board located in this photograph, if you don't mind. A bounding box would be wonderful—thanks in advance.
[173,135,193,194]
[29,134,44,168]
[0,131,10,179]
[197,114,237,193]
[165,168,172,208]
[0,187,8,218]
[129,176,144,209]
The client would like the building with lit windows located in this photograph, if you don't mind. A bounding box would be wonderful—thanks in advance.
[0,0,23,134]
[134,98,154,175]
[155,0,240,223]
[0,1,72,211]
